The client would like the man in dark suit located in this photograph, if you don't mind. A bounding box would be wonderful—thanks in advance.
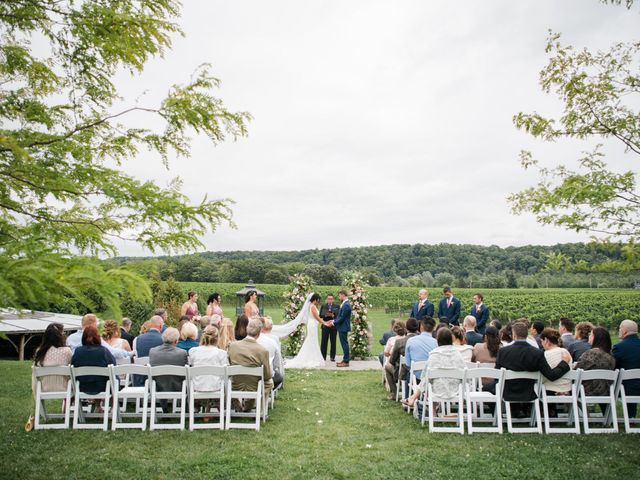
[384,318,418,400]
[378,319,397,365]
[134,316,163,357]
[319,294,338,362]
[149,327,188,412]
[470,293,489,335]
[437,287,461,326]
[559,318,576,349]
[613,320,640,417]
[491,322,571,417]
[410,289,434,321]
[463,315,483,346]
[120,317,135,350]
[329,290,352,367]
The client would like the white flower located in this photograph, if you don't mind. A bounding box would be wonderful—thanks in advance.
[317,420,323,424]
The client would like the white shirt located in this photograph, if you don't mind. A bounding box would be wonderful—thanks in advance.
[188,346,228,391]
[257,334,280,371]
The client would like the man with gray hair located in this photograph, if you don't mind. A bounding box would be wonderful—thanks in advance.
[149,327,188,412]
[120,317,135,349]
[463,315,483,346]
[228,317,273,411]
[257,317,283,388]
[135,315,164,357]
[410,289,434,321]
[613,319,640,417]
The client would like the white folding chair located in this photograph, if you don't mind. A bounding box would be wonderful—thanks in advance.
[619,369,640,433]
[149,365,188,430]
[71,366,112,430]
[578,369,619,434]
[225,366,264,431]
[423,368,465,434]
[407,360,427,413]
[395,355,406,402]
[501,370,543,434]
[187,365,226,430]
[33,366,72,430]
[465,367,504,434]
[541,369,581,434]
[110,364,149,430]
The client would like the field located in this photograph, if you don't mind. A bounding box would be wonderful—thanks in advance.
[1,361,638,480]
[179,282,640,329]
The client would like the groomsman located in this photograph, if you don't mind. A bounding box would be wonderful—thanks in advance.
[410,289,434,320]
[470,293,489,335]
[320,294,338,362]
[437,287,461,326]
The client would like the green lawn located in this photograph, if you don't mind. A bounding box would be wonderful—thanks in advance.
[1,361,639,480]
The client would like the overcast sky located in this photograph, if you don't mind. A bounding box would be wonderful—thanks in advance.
[111,0,638,256]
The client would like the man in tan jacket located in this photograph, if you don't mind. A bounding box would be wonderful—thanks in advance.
[228,318,273,411]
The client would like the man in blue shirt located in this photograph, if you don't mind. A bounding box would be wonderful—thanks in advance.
[404,317,437,380]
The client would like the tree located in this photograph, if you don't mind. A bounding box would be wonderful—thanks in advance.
[0,1,250,313]
[510,4,639,246]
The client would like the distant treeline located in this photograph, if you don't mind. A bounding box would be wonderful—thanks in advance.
[110,242,639,288]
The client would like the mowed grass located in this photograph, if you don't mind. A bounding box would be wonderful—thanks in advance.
[1,361,639,480]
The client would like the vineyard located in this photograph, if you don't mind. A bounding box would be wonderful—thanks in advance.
[178,282,640,328]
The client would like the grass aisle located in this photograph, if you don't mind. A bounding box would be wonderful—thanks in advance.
[1,361,639,480]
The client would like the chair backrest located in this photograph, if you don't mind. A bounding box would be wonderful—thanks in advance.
[503,370,541,381]
[111,364,150,377]
[619,368,640,382]
[149,365,188,378]
[556,369,581,381]
[134,356,149,366]
[188,365,226,378]
[478,362,495,369]
[116,356,132,365]
[579,369,618,382]
[465,367,503,381]
[72,366,112,378]
[226,365,263,378]
[427,367,466,380]
[410,360,427,374]
[465,362,479,369]
[34,365,71,378]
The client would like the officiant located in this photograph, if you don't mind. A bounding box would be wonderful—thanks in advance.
[320,294,338,362]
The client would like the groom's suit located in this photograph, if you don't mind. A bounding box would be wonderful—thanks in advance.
[333,300,352,363]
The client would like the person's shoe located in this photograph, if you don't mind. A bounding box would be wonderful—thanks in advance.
[330,358,336,362]
[336,361,349,367]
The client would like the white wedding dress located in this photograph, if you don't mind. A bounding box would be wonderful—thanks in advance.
[271,293,326,369]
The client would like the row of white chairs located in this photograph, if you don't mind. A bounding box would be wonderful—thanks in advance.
[395,358,640,434]
[33,364,277,431]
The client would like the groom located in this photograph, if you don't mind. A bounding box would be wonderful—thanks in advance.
[329,290,352,367]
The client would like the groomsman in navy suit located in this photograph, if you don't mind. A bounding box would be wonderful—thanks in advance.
[330,290,352,367]
[470,293,489,335]
[410,289,434,320]
[437,287,461,326]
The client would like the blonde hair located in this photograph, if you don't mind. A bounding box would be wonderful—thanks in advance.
[139,320,151,335]
[200,325,219,346]
[181,322,198,341]
[218,318,235,351]
[102,320,120,341]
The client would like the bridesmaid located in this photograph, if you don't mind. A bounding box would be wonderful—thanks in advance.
[181,291,199,319]
[206,292,223,318]
[243,290,259,318]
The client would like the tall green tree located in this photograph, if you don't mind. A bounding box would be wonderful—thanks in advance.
[510,2,639,253]
[0,1,250,313]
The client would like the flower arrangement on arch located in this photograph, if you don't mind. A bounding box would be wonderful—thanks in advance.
[281,273,313,356]
[345,271,372,358]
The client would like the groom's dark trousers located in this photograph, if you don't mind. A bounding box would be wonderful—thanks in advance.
[338,331,350,363]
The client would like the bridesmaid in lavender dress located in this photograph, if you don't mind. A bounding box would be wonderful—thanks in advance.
[206,293,223,317]
[243,290,260,318]
[181,291,199,319]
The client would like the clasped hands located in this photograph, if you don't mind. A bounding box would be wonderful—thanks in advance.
[324,320,335,327]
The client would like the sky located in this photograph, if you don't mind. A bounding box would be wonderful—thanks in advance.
[111,0,639,256]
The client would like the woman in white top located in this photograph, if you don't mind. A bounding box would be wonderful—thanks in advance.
[383,321,406,365]
[102,320,132,352]
[32,323,72,395]
[451,326,474,362]
[188,326,228,391]
[540,328,572,393]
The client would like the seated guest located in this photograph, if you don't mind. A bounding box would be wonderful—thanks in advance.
[227,318,273,411]
[102,320,132,352]
[402,328,466,407]
[71,325,116,394]
[463,315,483,347]
[613,320,640,418]
[539,328,572,394]
[576,327,616,396]
[490,322,571,417]
[132,320,150,354]
[177,322,199,352]
[404,317,438,382]
[472,325,501,387]
[559,317,576,349]
[383,321,406,366]
[235,314,249,341]
[500,324,513,346]
[149,328,188,411]
[451,326,474,362]
[176,315,191,338]
[32,323,72,395]
[378,319,398,365]
[384,318,419,400]
[218,318,235,351]
[568,321,593,362]
[531,320,545,348]
[210,314,222,328]
[67,313,130,360]
[515,318,541,348]
[490,319,502,331]
[434,321,450,338]
[188,326,228,392]
[257,317,283,388]
[197,316,211,340]
[134,316,164,357]
[120,318,135,349]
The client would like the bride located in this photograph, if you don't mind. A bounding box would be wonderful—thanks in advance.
[271,292,329,368]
